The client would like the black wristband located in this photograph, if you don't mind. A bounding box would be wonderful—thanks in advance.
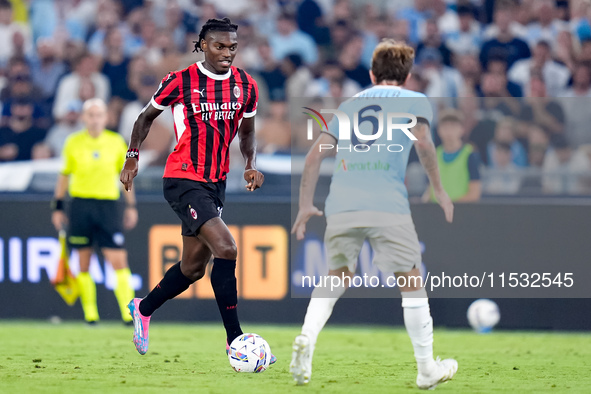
[51,199,64,211]
[126,149,139,160]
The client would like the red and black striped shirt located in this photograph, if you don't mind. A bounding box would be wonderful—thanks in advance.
[151,61,258,182]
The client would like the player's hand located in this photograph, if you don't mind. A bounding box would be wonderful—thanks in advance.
[123,207,138,230]
[52,210,68,232]
[120,158,138,191]
[433,188,454,223]
[244,169,264,191]
[291,205,323,241]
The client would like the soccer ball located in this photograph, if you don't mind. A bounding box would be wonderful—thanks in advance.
[467,299,500,333]
[228,333,272,373]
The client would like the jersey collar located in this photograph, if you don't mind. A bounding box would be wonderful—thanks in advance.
[197,61,232,80]
[372,85,402,89]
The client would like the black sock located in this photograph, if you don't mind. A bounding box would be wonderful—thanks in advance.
[211,258,243,344]
[139,261,193,316]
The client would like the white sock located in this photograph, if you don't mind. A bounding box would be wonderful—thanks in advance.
[301,284,347,346]
[402,288,436,375]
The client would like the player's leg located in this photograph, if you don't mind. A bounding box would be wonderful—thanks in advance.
[68,198,99,323]
[102,248,134,324]
[197,217,243,344]
[300,266,352,350]
[139,234,211,316]
[397,269,437,376]
[371,223,456,390]
[138,177,216,318]
[96,200,134,323]
[397,269,457,390]
[197,216,278,363]
[76,247,99,323]
[133,178,215,317]
[291,226,364,385]
[129,234,211,355]
[291,266,352,384]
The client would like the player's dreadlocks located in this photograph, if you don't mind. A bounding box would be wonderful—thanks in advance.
[193,18,238,52]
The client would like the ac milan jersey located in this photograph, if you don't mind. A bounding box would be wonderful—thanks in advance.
[151,61,258,182]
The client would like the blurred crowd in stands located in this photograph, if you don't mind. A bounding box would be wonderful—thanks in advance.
[1,0,591,195]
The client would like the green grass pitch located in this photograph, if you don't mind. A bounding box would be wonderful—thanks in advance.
[0,321,590,393]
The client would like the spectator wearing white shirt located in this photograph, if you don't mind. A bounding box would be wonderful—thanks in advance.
[561,63,591,98]
[417,48,463,98]
[445,4,482,56]
[282,54,314,99]
[508,41,570,97]
[248,0,279,38]
[119,74,173,166]
[305,60,360,98]
[525,0,567,49]
[269,12,318,65]
[204,0,250,18]
[432,0,459,36]
[86,5,120,57]
[53,52,110,121]
[0,0,32,67]
[44,100,83,157]
[482,5,527,41]
[484,142,521,195]
[28,38,67,106]
[542,134,590,195]
[561,63,591,146]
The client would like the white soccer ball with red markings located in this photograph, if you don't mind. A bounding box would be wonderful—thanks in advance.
[467,299,500,333]
[228,333,271,373]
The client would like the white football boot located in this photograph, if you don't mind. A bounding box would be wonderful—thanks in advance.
[416,357,458,390]
[290,334,313,385]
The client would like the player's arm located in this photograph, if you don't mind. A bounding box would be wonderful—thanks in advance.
[120,104,163,191]
[291,132,335,240]
[238,116,264,191]
[412,119,454,223]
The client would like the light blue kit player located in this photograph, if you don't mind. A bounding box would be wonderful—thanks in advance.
[290,40,457,390]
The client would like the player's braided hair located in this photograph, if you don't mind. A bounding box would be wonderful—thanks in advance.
[193,18,238,52]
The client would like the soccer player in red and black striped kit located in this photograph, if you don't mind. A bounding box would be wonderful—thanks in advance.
[120,18,274,363]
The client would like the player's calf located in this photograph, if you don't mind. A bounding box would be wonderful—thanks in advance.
[139,261,193,316]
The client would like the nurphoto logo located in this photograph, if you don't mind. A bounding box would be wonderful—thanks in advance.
[303,105,417,153]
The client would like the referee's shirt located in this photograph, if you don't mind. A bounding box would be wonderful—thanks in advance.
[61,129,127,200]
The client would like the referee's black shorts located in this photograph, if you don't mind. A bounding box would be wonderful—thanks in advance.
[67,198,125,249]
[163,177,225,236]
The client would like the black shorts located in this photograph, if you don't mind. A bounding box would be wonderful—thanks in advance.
[163,178,226,236]
[68,198,125,249]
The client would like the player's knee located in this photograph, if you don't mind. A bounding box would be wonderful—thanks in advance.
[216,241,237,260]
[181,261,206,282]
[191,265,207,282]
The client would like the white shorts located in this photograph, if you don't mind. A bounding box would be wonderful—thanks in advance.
[324,221,421,274]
